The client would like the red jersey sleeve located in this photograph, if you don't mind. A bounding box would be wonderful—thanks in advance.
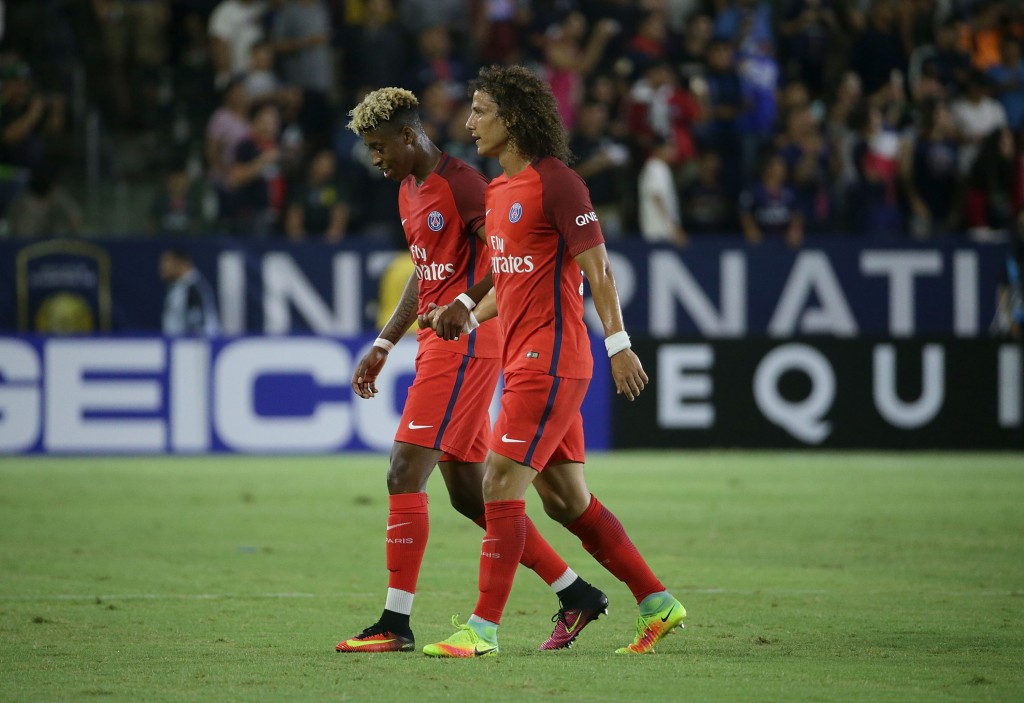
[440,156,488,237]
[537,158,606,257]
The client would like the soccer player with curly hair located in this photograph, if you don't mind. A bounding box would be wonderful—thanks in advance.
[423,66,685,657]
[335,87,608,654]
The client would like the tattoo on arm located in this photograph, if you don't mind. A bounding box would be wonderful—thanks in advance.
[379,273,419,344]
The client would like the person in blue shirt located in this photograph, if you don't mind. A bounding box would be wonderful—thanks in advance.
[739,152,803,247]
[987,38,1024,133]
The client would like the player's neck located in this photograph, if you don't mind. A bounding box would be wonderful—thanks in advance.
[499,148,531,177]
[412,141,443,185]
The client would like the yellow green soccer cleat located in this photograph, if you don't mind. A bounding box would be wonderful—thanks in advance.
[422,616,499,658]
[615,594,686,654]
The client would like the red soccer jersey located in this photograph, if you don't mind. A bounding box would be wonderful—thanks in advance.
[485,157,605,379]
[399,153,500,359]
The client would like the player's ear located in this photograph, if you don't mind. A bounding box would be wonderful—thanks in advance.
[403,126,417,145]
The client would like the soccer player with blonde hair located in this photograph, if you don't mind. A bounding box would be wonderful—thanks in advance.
[335,87,608,654]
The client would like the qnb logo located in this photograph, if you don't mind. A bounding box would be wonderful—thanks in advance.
[509,202,523,223]
[427,210,445,231]
[415,262,456,280]
[575,211,599,227]
[491,255,535,274]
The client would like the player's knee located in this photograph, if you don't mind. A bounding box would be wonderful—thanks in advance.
[387,454,429,494]
[448,488,484,521]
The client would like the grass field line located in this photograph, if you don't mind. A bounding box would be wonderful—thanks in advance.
[2,587,1019,603]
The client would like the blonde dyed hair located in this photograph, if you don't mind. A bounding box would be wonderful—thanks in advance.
[347,87,420,135]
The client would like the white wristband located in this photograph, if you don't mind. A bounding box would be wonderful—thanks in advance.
[373,337,395,353]
[455,293,477,311]
[604,330,631,357]
[465,311,480,332]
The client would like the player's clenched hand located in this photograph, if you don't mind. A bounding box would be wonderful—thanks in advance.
[434,299,470,341]
[351,347,388,399]
[418,302,444,329]
[610,350,648,401]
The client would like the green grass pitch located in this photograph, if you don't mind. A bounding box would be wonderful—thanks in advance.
[1,452,1022,702]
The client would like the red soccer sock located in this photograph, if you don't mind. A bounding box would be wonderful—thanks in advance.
[565,494,664,604]
[473,514,569,586]
[385,492,429,594]
[473,500,527,624]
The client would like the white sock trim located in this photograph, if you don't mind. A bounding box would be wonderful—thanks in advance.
[549,568,577,593]
[385,588,414,615]
[468,614,498,628]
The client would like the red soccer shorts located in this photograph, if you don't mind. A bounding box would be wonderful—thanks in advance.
[394,348,500,463]
[489,370,588,471]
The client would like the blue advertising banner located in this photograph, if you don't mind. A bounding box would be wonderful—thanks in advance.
[0,237,1010,338]
[0,334,612,455]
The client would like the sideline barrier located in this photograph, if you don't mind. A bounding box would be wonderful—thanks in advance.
[614,338,1023,449]
[0,334,611,455]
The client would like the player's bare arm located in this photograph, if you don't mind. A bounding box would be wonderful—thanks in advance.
[352,272,419,399]
[575,244,648,401]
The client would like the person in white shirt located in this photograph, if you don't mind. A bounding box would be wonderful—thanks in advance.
[637,138,687,246]
[951,70,1009,175]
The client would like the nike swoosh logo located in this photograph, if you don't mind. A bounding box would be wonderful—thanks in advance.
[401,219,408,225]
[408,421,433,430]
[564,612,584,634]
[482,538,499,543]
[345,638,395,649]
[661,605,679,623]
[485,209,492,216]
[475,646,497,656]
[500,434,526,443]
[386,522,412,531]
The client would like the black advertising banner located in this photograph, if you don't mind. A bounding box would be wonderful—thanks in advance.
[615,339,1023,449]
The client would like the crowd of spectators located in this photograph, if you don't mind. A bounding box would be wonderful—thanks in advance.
[2,0,1024,246]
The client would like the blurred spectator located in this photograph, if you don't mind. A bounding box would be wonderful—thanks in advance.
[779,0,840,96]
[244,40,300,115]
[699,40,744,198]
[409,25,467,99]
[344,0,407,96]
[624,10,669,78]
[681,149,734,234]
[160,247,220,336]
[777,104,833,233]
[849,103,903,236]
[739,153,803,247]
[964,127,1016,235]
[917,20,973,93]
[736,42,779,181]
[541,12,620,129]
[901,98,962,238]
[150,159,207,235]
[987,38,1024,132]
[638,138,686,246]
[952,69,1008,174]
[271,0,334,145]
[285,148,350,242]
[848,0,906,99]
[0,59,67,173]
[570,101,630,237]
[91,0,170,129]
[208,0,267,89]
[677,13,713,79]
[5,162,83,239]
[472,0,529,65]
[225,102,284,237]
[398,0,468,35]
[624,60,702,166]
[713,0,774,52]
[205,76,251,217]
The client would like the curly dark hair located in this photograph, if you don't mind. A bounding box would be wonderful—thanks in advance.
[470,65,572,164]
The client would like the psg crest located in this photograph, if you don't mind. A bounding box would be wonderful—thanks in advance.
[427,210,444,231]
[509,202,523,223]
